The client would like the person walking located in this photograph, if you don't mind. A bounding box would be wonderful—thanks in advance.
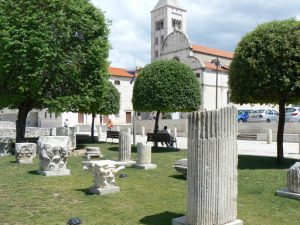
[107,119,113,131]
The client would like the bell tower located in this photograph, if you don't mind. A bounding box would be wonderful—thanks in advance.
[151,0,187,61]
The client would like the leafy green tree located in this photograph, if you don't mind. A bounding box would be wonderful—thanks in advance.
[0,0,110,142]
[229,19,300,164]
[132,60,201,146]
[79,81,120,142]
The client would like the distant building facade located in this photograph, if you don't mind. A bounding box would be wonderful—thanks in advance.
[151,0,233,111]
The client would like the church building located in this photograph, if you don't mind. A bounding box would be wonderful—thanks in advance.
[151,0,233,110]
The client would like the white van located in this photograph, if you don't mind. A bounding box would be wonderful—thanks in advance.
[247,109,278,122]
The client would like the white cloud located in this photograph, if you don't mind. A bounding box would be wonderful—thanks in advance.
[91,0,300,68]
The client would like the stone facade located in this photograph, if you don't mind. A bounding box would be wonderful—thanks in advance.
[37,136,70,176]
[0,137,13,156]
[82,160,125,195]
[15,143,37,164]
[173,106,243,225]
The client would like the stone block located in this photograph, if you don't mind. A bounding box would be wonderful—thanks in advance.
[37,136,70,176]
[287,162,300,193]
[276,188,300,200]
[0,137,13,156]
[56,127,76,151]
[85,147,103,160]
[15,143,36,164]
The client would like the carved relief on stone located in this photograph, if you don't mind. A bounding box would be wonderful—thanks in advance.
[39,144,69,171]
[0,137,13,156]
[83,160,125,189]
[15,143,36,163]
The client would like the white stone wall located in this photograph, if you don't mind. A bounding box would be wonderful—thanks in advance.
[108,75,133,125]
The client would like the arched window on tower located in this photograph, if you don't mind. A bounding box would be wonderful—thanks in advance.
[172,18,182,30]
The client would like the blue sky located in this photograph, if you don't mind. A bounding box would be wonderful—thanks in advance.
[91,0,300,69]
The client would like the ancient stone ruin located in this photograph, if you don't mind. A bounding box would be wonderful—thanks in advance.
[134,143,157,170]
[276,162,300,200]
[82,160,125,195]
[0,137,13,156]
[15,143,37,164]
[173,106,243,225]
[37,136,70,176]
[118,131,135,166]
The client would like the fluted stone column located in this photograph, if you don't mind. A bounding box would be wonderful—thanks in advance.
[134,143,157,170]
[15,143,37,164]
[173,106,243,225]
[118,131,135,166]
[276,162,300,200]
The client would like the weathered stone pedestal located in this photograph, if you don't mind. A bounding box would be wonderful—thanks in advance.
[173,158,187,179]
[173,106,243,225]
[85,147,103,160]
[119,131,135,166]
[276,162,300,200]
[56,127,76,151]
[83,160,125,195]
[15,143,37,164]
[37,136,70,176]
[134,143,156,170]
[0,137,13,156]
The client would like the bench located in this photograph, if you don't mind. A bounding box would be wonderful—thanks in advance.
[146,133,177,148]
[106,131,119,142]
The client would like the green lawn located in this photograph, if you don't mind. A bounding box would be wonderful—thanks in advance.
[0,142,299,225]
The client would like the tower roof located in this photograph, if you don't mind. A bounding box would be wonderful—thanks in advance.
[152,0,185,11]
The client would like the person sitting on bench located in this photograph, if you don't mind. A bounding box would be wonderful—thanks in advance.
[160,126,174,147]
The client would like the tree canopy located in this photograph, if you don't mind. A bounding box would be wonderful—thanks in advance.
[132,60,200,145]
[0,0,110,141]
[132,60,201,113]
[229,19,300,164]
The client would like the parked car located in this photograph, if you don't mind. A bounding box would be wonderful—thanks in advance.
[285,107,300,122]
[247,109,278,122]
[237,110,249,122]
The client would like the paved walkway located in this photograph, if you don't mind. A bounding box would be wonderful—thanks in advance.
[98,133,300,160]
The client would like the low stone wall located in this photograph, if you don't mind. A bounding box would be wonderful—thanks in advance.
[135,119,188,136]
[238,122,300,134]
[0,121,15,129]
[257,133,299,143]
[0,127,51,139]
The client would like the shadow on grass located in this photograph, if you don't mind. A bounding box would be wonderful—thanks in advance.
[107,145,180,153]
[28,170,40,175]
[140,211,183,225]
[169,174,186,180]
[74,188,94,196]
[238,155,298,170]
[10,160,17,163]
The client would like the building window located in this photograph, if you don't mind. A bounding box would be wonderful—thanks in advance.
[173,56,179,61]
[172,18,182,30]
[155,50,159,58]
[44,112,47,119]
[114,80,120,85]
[156,19,164,31]
[49,112,52,118]
[161,35,164,44]
[196,73,201,78]
[155,37,158,45]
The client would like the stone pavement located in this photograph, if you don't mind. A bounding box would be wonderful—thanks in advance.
[99,134,300,160]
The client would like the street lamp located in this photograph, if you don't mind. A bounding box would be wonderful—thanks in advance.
[211,57,220,109]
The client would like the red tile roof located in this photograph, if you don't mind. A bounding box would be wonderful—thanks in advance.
[192,44,233,59]
[203,62,229,72]
[109,67,133,78]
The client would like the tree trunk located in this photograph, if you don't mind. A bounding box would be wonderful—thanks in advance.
[91,113,96,143]
[16,104,32,143]
[276,100,285,164]
[153,111,160,148]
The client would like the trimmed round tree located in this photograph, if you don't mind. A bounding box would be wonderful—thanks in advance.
[229,19,300,164]
[132,60,201,145]
[0,0,110,142]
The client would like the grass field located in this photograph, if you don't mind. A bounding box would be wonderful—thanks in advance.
[0,142,299,225]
